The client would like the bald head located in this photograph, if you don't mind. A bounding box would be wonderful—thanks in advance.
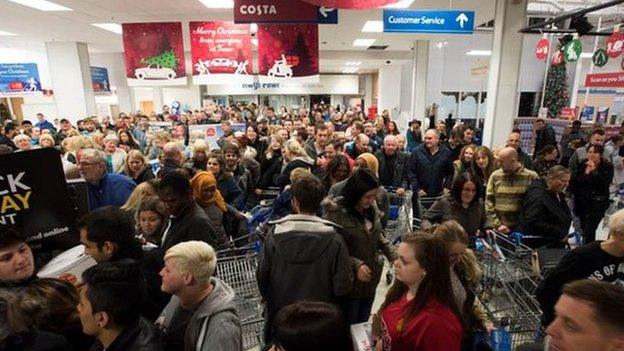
[499,146,519,173]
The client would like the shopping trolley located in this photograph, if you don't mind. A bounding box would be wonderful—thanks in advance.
[385,190,414,245]
[475,231,542,349]
[416,195,445,220]
[215,246,264,349]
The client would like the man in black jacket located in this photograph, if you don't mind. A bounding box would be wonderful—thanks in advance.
[518,166,572,248]
[78,262,165,351]
[257,174,353,342]
[375,135,409,195]
[157,170,228,250]
[533,118,557,157]
[535,208,624,330]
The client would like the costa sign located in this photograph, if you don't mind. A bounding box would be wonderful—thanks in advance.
[234,0,337,24]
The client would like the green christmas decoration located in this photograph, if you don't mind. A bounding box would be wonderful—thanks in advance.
[544,48,570,118]
[140,49,179,69]
[563,39,582,62]
[593,48,609,67]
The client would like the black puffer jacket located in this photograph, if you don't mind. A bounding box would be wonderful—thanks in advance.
[89,318,165,351]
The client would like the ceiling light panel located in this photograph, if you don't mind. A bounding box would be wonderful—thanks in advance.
[7,0,72,11]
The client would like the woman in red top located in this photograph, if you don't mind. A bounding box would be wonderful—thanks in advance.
[377,232,463,351]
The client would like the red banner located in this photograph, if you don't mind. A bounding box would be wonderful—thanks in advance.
[560,107,579,120]
[189,21,253,85]
[301,0,397,8]
[257,24,319,83]
[234,0,317,23]
[585,72,624,88]
[122,22,187,86]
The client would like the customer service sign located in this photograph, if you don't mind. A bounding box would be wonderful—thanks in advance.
[383,10,474,34]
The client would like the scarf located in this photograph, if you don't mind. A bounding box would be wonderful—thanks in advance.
[190,171,227,212]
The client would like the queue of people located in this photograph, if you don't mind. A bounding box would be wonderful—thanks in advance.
[0,106,624,351]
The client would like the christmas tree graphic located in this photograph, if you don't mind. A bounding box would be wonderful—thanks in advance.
[291,32,314,76]
[544,48,569,118]
[140,49,179,70]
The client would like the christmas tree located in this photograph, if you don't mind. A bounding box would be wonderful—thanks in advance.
[544,49,570,118]
[140,49,179,70]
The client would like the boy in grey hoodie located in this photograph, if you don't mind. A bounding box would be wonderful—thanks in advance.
[157,241,241,351]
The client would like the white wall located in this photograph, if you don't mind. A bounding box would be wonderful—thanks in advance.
[378,65,402,112]
[163,86,201,111]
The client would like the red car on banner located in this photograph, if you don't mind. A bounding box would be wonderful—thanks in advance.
[122,22,187,86]
[189,21,253,85]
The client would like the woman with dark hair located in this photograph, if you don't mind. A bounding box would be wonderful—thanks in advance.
[386,121,400,136]
[533,144,559,178]
[571,144,614,243]
[246,124,267,161]
[7,278,93,351]
[467,146,495,200]
[322,154,351,192]
[117,128,141,152]
[375,232,462,351]
[269,301,353,351]
[324,169,397,324]
[422,173,490,240]
[135,195,167,247]
[207,151,243,205]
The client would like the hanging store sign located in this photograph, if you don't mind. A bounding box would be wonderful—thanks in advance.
[383,10,475,34]
[122,22,187,86]
[300,0,397,8]
[257,24,319,83]
[0,63,42,97]
[563,39,582,62]
[234,0,338,24]
[585,72,624,88]
[190,21,254,85]
[90,66,111,93]
[535,38,549,61]
[606,32,624,58]
[592,49,609,67]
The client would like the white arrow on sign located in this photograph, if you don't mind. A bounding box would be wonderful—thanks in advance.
[455,13,469,28]
[319,6,334,18]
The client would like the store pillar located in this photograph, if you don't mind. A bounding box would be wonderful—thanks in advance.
[482,0,527,148]
[378,65,402,114]
[152,87,165,113]
[411,40,429,121]
[45,42,96,123]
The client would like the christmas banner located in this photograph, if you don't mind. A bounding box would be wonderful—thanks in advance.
[606,32,624,58]
[190,21,253,85]
[0,63,42,97]
[90,66,110,93]
[122,22,187,86]
[257,24,319,83]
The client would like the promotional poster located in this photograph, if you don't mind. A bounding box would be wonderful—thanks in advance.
[0,63,42,97]
[0,149,79,264]
[90,66,111,93]
[189,123,246,149]
[257,24,319,83]
[122,22,187,86]
[190,21,253,85]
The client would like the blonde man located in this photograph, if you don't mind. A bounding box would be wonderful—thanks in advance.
[158,241,242,351]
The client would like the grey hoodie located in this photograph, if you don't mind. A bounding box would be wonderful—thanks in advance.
[257,214,353,338]
[158,277,242,351]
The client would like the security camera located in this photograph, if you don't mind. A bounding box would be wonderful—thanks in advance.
[385,60,391,64]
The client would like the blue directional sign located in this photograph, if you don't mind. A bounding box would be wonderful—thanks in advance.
[383,10,475,34]
[317,6,338,24]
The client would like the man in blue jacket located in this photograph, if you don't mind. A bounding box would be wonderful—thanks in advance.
[77,148,135,210]
[34,113,56,133]
[407,129,454,218]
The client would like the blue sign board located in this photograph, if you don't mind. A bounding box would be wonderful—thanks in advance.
[317,6,338,24]
[90,66,110,92]
[0,63,42,97]
[383,10,475,34]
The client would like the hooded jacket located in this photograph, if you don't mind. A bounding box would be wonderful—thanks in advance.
[89,318,165,351]
[257,214,353,334]
[274,156,315,188]
[158,277,241,351]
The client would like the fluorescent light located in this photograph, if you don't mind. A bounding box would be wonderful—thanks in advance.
[91,23,123,34]
[7,0,71,11]
[353,39,375,47]
[346,61,361,66]
[0,31,17,36]
[252,38,258,46]
[342,66,359,74]
[384,0,415,9]
[198,0,233,8]
[580,52,593,58]
[466,50,491,56]
[362,20,383,33]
